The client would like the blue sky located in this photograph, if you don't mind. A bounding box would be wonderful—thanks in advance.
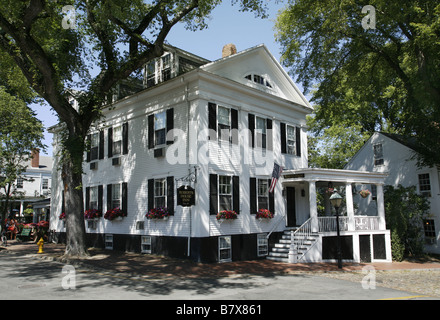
[32,1,291,156]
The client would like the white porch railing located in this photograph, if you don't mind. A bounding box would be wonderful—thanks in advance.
[318,216,381,232]
[354,216,380,230]
[288,218,314,263]
[318,217,349,232]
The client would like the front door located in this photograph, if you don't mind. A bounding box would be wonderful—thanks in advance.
[286,187,296,227]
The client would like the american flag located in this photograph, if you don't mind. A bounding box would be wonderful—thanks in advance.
[269,162,283,193]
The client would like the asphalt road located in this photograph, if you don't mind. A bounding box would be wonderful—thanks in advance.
[0,254,436,304]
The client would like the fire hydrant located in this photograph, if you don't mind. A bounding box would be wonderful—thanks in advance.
[37,238,44,254]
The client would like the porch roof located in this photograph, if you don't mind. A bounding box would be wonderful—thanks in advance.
[281,168,388,185]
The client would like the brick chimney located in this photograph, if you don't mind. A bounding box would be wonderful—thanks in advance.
[31,149,40,168]
[222,44,237,58]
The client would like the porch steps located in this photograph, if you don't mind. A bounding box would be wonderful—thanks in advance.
[267,229,319,263]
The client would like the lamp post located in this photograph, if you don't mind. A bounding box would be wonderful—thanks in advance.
[329,192,343,269]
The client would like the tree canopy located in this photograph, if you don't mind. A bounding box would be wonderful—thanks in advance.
[276,0,440,168]
[0,0,268,256]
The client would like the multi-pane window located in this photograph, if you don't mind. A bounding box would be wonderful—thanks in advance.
[89,186,98,210]
[257,179,269,211]
[418,173,431,197]
[145,54,172,87]
[423,219,436,238]
[141,236,152,254]
[154,111,166,146]
[42,178,49,190]
[286,125,296,155]
[146,60,156,87]
[219,236,232,262]
[257,234,268,256]
[16,177,23,189]
[217,106,231,141]
[112,125,122,156]
[219,176,232,211]
[111,184,121,209]
[154,178,166,208]
[105,234,113,250]
[90,132,99,161]
[245,74,272,88]
[256,117,267,149]
[373,143,384,166]
[161,54,171,81]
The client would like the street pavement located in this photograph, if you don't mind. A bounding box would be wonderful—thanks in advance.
[1,240,440,303]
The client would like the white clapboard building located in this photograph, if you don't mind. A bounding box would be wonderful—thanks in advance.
[50,44,391,263]
[345,132,440,254]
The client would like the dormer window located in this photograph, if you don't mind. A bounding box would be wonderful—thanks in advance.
[145,53,173,87]
[245,74,272,88]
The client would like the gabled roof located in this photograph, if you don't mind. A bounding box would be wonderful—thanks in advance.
[200,44,313,111]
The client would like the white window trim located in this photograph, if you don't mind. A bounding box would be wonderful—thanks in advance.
[154,178,167,208]
[219,235,232,262]
[111,183,121,210]
[154,111,167,147]
[112,125,122,156]
[418,173,432,197]
[105,234,113,250]
[218,175,233,212]
[257,233,268,257]
[257,178,269,211]
[141,236,152,254]
[89,186,98,210]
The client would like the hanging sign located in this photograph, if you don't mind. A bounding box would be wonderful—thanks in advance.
[177,185,195,207]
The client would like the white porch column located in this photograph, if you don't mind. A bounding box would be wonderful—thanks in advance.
[309,180,319,232]
[376,183,386,230]
[345,183,355,231]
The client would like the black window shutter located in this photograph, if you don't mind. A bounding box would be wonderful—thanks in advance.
[266,118,273,151]
[167,176,174,215]
[99,130,104,160]
[231,108,238,145]
[148,114,154,149]
[268,179,275,214]
[233,176,240,214]
[209,174,218,215]
[248,113,255,148]
[166,108,174,145]
[107,127,113,158]
[280,122,287,154]
[98,185,103,213]
[122,182,128,216]
[148,179,154,211]
[86,134,91,162]
[122,122,128,155]
[107,184,112,211]
[85,187,90,211]
[296,126,301,157]
[208,102,217,140]
[250,178,257,215]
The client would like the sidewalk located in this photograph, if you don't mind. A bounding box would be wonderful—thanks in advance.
[2,240,440,279]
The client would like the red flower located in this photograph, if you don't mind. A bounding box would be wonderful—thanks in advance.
[216,210,238,221]
[256,209,273,219]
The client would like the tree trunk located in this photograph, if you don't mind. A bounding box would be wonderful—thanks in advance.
[62,147,89,257]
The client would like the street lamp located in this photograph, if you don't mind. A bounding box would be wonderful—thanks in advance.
[329,192,343,269]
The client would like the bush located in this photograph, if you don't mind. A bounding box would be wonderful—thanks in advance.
[391,230,404,262]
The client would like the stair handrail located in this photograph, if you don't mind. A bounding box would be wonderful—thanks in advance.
[267,211,286,239]
[288,217,315,262]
